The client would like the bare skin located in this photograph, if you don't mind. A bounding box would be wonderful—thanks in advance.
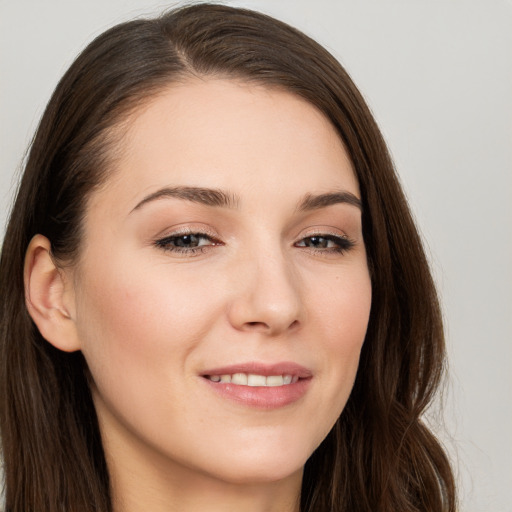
[25,78,371,511]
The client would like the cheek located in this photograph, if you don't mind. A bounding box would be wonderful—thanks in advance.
[74,256,223,398]
[80,254,212,335]
[311,265,371,401]
[73,256,234,455]
[314,262,372,344]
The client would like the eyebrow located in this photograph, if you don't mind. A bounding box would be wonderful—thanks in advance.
[131,186,239,213]
[130,186,362,213]
[297,191,363,212]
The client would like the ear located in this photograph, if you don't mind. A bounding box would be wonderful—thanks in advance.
[24,234,81,352]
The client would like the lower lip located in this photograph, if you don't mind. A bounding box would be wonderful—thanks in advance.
[202,377,311,409]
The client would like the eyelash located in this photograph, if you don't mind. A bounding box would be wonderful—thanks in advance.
[295,234,355,255]
[154,231,220,256]
[154,231,355,256]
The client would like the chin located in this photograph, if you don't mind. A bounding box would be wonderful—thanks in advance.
[197,444,310,486]
[212,463,304,486]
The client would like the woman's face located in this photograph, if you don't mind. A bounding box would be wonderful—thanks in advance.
[69,78,372,486]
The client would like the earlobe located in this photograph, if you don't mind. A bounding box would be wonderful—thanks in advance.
[24,234,81,352]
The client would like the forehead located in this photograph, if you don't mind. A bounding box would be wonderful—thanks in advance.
[89,78,359,214]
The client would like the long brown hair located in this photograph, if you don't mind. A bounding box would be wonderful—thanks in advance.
[0,4,456,511]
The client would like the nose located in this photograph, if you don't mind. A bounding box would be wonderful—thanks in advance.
[227,250,303,336]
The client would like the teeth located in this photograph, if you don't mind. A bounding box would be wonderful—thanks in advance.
[207,373,300,387]
[231,373,248,385]
[247,374,267,387]
[266,375,284,387]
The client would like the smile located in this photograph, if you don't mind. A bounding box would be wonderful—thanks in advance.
[201,362,312,408]
[204,373,300,386]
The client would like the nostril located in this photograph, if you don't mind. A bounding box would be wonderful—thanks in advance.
[242,319,300,333]
[245,321,270,330]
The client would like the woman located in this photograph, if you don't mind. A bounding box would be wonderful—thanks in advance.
[0,3,456,511]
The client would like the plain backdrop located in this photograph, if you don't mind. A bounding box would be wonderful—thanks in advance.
[1,1,511,510]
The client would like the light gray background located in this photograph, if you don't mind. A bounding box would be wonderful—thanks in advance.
[1,1,511,510]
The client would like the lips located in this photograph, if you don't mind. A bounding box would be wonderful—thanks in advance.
[202,361,312,379]
[206,373,299,386]
[200,362,312,409]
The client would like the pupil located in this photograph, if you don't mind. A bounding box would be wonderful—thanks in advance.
[310,236,327,248]
[176,234,198,247]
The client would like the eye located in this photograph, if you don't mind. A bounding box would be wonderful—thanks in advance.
[295,234,355,254]
[154,232,219,255]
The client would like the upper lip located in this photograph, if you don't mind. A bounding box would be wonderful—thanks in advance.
[201,361,312,378]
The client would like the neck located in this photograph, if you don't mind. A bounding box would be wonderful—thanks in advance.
[100,416,302,512]
[107,448,302,512]
[110,463,302,512]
